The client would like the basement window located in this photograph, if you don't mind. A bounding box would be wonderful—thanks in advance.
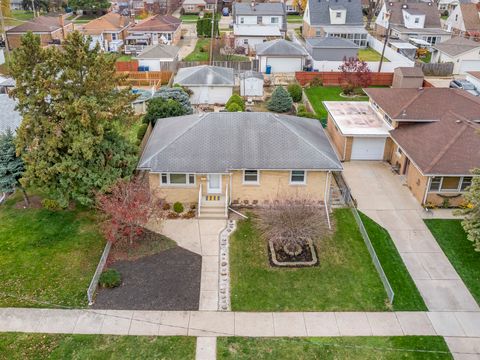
[290,170,306,184]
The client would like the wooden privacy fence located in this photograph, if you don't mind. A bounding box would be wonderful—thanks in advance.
[118,71,173,88]
[416,62,454,77]
[159,60,257,71]
[116,60,139,72]
[295,71,394,86]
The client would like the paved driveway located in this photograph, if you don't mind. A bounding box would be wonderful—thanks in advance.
[342,161,479,312]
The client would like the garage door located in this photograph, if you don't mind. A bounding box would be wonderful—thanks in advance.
[267,57,302,73]
[351,137,386,160]
[459,60,480,74]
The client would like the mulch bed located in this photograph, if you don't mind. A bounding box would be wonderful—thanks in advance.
[94,246,202,310]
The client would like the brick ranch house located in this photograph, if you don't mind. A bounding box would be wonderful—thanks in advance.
[324,88,480,207]
[137,112,342,218]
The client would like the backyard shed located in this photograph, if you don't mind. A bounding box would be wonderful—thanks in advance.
[392,67,424,88]
[239,71,264,97]
[174,65,235,105]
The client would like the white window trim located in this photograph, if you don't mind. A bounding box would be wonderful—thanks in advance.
[289,170,307,185]
[428,176,472,193]
[395,146,403,157]
[160,173,196,187]
[243,169,260,185]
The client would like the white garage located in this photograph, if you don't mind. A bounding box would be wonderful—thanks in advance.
[459,60,480,74]
[256,39,308,73]
[174,65,235,105]
[432,38,480,75]
[135,44,180,71]
[351,137,387,160]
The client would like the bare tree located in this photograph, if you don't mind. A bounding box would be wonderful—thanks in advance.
[258,197,329,256]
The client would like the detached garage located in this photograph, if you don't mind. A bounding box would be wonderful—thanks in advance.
[324,101,392,161]
[256,39,308,73]
[431,38,480,75]
[174,65,235,105]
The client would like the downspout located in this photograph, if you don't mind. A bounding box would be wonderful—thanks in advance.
[229,173,232,205]
[422,176,431,206]
[324,171,332,230]
[342,138,347,161]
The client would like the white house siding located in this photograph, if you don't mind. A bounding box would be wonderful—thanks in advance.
[259,56,304,72]
[236,15,284,29]
[137,58,176,71]
[235,36,271,51]
[189,86,233,104]
[240,77,264,97]
[432,48,480,74]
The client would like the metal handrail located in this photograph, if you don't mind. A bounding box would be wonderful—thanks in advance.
[198,184,202,217]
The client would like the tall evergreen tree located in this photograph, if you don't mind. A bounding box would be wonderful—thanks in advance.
[267,86,293,113]
[0,129,29,206]
[9,32,138,207]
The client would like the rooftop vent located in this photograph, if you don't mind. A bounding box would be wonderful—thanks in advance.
[402,4,408,9]
[456,119,462,123]
[428,2,432,5]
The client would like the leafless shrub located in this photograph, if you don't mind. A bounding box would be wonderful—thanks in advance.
[257,197,329,256]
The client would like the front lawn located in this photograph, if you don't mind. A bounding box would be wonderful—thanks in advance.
[0,193,105,307]
[358,47,389,62]
[218,337,452,360]
[230,209,389,311]
[0,333,195,360]
[287,14,303,23]
[305,86,368,119]
[5,10,34,26]
[424,219,480,305]
[360,213,427,311]
[180,14,199,22]
[184,38,211,61]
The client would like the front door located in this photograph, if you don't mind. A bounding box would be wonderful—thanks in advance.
[207,174,222,194]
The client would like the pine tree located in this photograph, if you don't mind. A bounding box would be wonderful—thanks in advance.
[0,129,29,206]
[267,86,293,113]
[457,169,480,251]
[10,32,138,207]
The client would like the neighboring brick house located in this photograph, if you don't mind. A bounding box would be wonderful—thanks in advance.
[375,1,451,45]
[137,112,342,218]
[81,12,132,52]
[324,88,480,207]
[6,15,74,50]
[445,3,480,39]
[125,15,181,54]
[302,0,367,48]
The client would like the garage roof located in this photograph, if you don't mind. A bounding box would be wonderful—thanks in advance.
[174,65,234,86]
[255,39,308,56]
[138,112,342,172]
[323,101,392,136]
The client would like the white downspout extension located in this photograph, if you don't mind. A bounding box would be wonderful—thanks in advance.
[422,176,431,206]
[324,171,332,230]
[343,138,347,161]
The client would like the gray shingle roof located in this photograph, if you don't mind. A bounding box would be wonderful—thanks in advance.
[306,0,363,26]
[136,44,179,59]
[433,37,480,57]
[138,112,342,173]
[239,70,264,80]
[0,95,21,135]
[306,37,358,48]
[174,66,235,86]
[233,2,286,15]
[255,39,308,56]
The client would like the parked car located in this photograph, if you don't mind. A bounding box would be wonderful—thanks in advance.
[449,79,480,96]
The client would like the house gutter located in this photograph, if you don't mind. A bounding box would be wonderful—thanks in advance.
[422,176,431,206]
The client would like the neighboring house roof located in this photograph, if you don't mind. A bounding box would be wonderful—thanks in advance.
[0,76,15,87]
[81,12,131,36]
[135,44,179,59]
[233,2,286,16]
[138,112,342,173]
[390,112,480,175]
[174,65,235,86]
[459,3,480,32]
[363,88,480,121]
[306,0,363,26]
[385,1,441,28]
[233,24,282,36]
[255,39,308,56]
[239,70,264,80]
[467,71,480,80]
[394,66,424,77]
[306,37,358,49]
[6,15,71,33]
[183,0,206,5]
[0,95,22,135]
[128,15,181,33]
[433,37,480,57]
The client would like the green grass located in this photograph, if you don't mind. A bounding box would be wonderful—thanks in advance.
[230,209,389,311]
[180,14,199,22]
[287,14,303,23]
[184,38,211,61]
[0,333,195,360]
[0,193,105,307]
[5,10,35,26]
[116,54,134,62]
[360,213,427,311]
[358,47,389,62]
[305,86,368,119]
[217,336,452,360]
[419,51,432,64]
[424,219,480,305]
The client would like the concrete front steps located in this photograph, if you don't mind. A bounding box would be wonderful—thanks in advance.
[199,196,227,220]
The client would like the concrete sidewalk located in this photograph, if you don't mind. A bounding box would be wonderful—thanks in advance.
[343,161,479,313]
[1,308,479,338]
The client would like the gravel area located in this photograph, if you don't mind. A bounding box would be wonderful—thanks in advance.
[94,247,202,310]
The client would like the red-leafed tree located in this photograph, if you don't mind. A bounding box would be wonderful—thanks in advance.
[96,176,165,245]
[338,57,372,95]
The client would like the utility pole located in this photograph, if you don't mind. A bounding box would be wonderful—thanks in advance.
[0,0,10,61]
[208,0,217,65]
[378,10,391,73]
[31,0,37,17]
